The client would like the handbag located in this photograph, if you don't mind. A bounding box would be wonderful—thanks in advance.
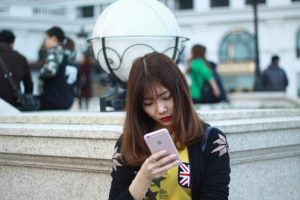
[194,70,220,104]
[16,92,40,111]
[0,55,40,111]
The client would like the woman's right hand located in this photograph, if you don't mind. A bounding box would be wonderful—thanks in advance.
[129,150,180,199]
[140,150,180,180]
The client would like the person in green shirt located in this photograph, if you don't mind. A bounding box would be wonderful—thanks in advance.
[186,44,220,103]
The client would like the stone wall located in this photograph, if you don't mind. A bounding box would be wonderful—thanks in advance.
[0,109,299,200]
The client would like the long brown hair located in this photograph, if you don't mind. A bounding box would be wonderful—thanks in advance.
[121,52,204,166]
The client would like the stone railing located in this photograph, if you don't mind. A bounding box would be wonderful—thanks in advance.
[0,108,299,200]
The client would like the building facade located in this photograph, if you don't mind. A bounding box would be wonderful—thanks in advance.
[0,0,300,97]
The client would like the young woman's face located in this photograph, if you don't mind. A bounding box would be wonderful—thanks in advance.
[142,84,174,129]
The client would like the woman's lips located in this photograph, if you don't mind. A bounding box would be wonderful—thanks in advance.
[160,116,172,122]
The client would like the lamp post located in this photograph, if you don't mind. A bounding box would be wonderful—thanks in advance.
[252,0,262,90]
[89,0,188,112]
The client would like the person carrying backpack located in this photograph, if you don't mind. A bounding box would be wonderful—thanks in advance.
[0,29,34,109]
[186,44,221,104]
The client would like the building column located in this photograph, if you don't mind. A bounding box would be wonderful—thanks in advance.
[194,0,210,12]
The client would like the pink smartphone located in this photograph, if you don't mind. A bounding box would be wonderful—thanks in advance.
[144,128,181,164]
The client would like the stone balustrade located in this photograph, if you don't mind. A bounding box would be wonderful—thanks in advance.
[0,108,299,200]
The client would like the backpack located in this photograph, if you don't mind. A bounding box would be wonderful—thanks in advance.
[200,81,220,103]
[201,126,214,152]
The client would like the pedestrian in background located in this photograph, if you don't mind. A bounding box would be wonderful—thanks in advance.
[109,52,230,200]
[186,44,220,103]
[38,26,78,110]
[77,51,92,110]
[262,55,288,91]
[0,29,33,108]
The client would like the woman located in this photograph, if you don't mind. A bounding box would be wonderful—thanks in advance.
[109,52,230,200]
[38,26,77,110]
[186,44,220,103]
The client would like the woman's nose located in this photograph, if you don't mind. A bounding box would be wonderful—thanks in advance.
[157,101,167,113]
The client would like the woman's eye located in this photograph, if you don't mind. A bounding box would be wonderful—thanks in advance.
[163,94,172,100]
[143,101,153,106]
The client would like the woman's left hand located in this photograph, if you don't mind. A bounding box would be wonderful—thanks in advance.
[129,150,180,200]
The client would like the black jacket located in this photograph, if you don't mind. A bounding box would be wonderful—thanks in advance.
[0,43,33,107]
[262,64,288,91]
[109,126,230,200]
[39,45,77,110]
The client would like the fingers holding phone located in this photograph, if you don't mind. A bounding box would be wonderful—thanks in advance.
[142,128,182,180]
[144,150,180,179]
[129,150,179,200]
[129,129,181,199]
[155,153,180,178]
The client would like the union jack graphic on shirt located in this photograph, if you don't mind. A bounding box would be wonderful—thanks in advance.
[178,162,191,188]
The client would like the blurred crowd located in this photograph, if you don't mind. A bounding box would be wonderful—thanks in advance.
[0,27,289,111]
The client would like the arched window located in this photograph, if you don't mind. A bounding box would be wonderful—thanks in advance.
[219,30,255,63]
[297,30,300,58]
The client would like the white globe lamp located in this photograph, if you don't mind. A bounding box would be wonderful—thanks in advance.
[89,0,188,111]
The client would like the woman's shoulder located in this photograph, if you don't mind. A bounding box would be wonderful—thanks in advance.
[112,135,139,178]
[204,125,229,158]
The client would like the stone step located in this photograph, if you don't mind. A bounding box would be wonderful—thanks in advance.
[0,123,123,139]
[1,109,300,200]
[1,115,299,136]
[1,108,299,125]
[1,116,299,159]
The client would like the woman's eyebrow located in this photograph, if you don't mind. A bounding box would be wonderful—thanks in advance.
[158,90,169,97]
[143,97,152,100]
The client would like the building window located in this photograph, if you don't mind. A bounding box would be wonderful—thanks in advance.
[297,30,300,58]
[219,30,255,62]
[245,0,266,5]
[78,6,94,18]
[210,0,229,7]
[0,6,9,14]
[160,0,193,10]
[176,0,193,9]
